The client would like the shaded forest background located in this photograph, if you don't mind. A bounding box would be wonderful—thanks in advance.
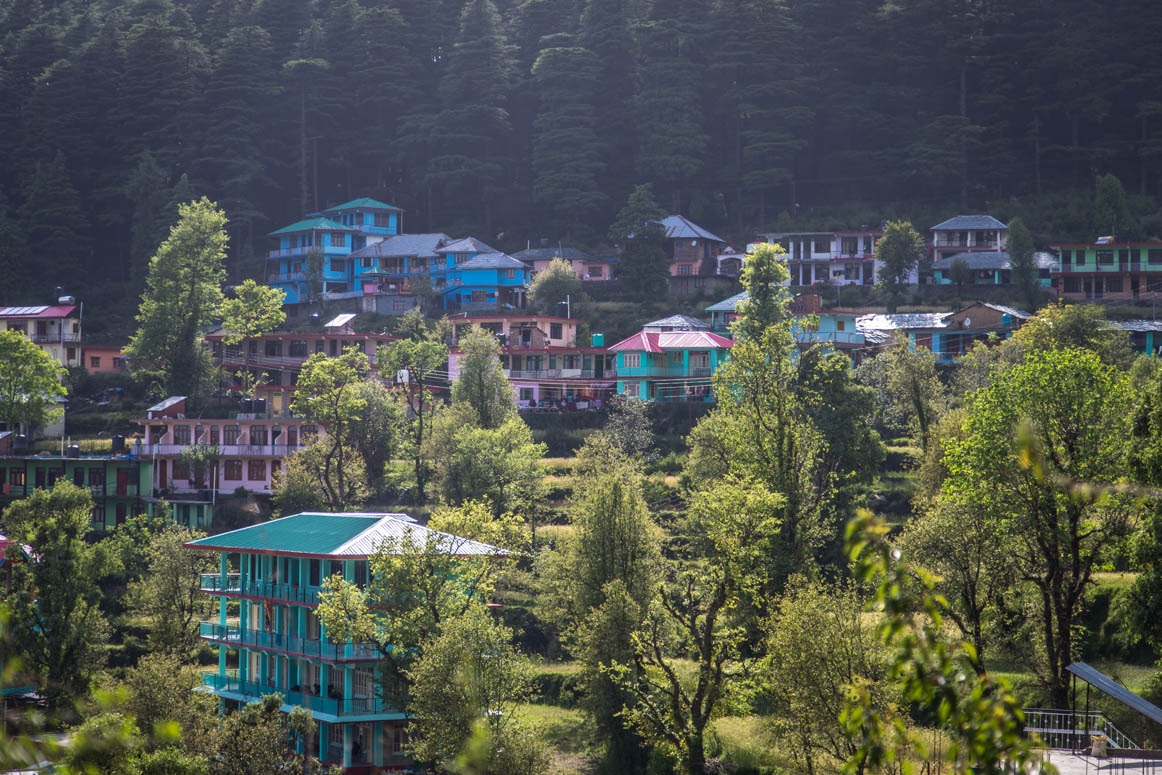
[2,0,1162,326]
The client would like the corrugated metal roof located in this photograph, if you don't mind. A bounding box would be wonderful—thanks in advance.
[931,215,1007,231]
[511,247,592,262]
[146,395,187,413]
[0,305,76,318]
[437,237,496,254]
[1114,320,1162,333]
[460,252,526,269]
[857,313,951,331]
[978,303,1032,320]
[324,313,356,328]
[659,215,725,243]
[608,330,732,352]
[351,233,451,259]
[643,314,710,330]
[705,291,748,313]
[269,217,355,235]
[1066,663,1162,726]
[185,512,508,558]
[659,331,733,349]
[933,252,1057,272]
[324,197,403,212]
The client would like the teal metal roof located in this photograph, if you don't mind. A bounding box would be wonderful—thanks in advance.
[185,512,508,559]
[188,513,383,554]
[269,217,354,236]
[325,197,403,212]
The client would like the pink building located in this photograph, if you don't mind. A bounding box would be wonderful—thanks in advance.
[447,314,616,409]
[136,396,321,497]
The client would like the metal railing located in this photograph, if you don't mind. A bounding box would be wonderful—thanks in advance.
[199,573,241,592]
[1022,708,1139,751]
[198,621,380,662]
[200,674,393,717]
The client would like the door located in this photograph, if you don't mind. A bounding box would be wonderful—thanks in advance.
[117,469,129,497]
[158,459,167,490]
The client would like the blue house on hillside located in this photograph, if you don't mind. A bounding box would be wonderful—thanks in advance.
[267,198,404,304]
[442,252,530,312]
[705,292,866,360]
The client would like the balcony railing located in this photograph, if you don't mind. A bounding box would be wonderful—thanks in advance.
[199,573,241,592]
[200,576,327,606]
[619,366,713,378]
[267,272,312,282]
[506,369,608,380]
[794,331,865,345]
[147,443,305,458]
[200,674,393,717]
[1022,708,1139,751]
[199,622,380,661]
[30,332,82,343]
[268,247,318,258]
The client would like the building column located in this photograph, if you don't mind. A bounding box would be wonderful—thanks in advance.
[319,723,327,762]
[343,723,352,768]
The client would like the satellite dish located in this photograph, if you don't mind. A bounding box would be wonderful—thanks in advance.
[963,317,972,328]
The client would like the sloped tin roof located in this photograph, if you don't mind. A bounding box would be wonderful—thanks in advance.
[511,247,592,262]
[269,217,355,235]
[351,233,451,259]
[659,215,725,243]
[0,305,76,318]
[857,313,951,331]
[643,314,711,330]
[705,291,749,313]
[609,330,733,352]
[436,237,497,254]
[185,512,507,558]
[931,215,1007,231]
[460,252,527,269]
[324,197,403,212]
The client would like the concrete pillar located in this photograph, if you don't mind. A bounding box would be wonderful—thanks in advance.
[319,723,327,762]
[343,724,352,768]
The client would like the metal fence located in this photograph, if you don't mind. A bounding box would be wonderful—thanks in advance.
[1023,708,1140,751]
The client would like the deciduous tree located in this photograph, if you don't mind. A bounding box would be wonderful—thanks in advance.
[126,197,228,397]
[128,526,215,657]
[3,482,113,705]
[874,220,925,313]
[0,328,66,433]
[451,325,517,429]
[1006,216,1040,311]
[942,348,1135,705]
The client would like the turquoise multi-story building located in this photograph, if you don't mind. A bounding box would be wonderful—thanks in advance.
[187,511,503,773]
[705,291,866,360]
[608,315,732,402]
[267,198,404,304]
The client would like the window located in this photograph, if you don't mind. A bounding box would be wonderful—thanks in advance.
[247,460,266,481]
[677,264,692,275]
[209,425,220,444]
[301,424,318,439]
[1063,277,1081,293]
[374,213,391,227]
[1106,276,1124,293]
[1097,250,1114,265]
[354,561,368,588]
[173,425,192,445]
[550,323,563,339]
[837,320,846,331]
[671,351,683,363]
[361,257,373,269]
[624,382,640,397]
[88,468,102,486]
[1059,250,1071,267]
[471,290,487,302]
[264,340,282,357]
[224,425,241,444]
[814,239,830,254]
[9,469,24,486]
[224,460,243,481]
[519,387,533,401]
[1149,250,1162,265]
[690,352,709,369]
[1074,249,1087,265]
[251,426,269,445]
[90,356,100,368]
[393,299,410,311]
[623,353,641,369]
[288,340,308,358]
[6,322,24,334]
[67,346,76,361]
[330,258,346,272]
[329,232,345,247]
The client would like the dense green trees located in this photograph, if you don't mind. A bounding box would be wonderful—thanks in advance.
[874,221,926,313]
[4,0,1161,318]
